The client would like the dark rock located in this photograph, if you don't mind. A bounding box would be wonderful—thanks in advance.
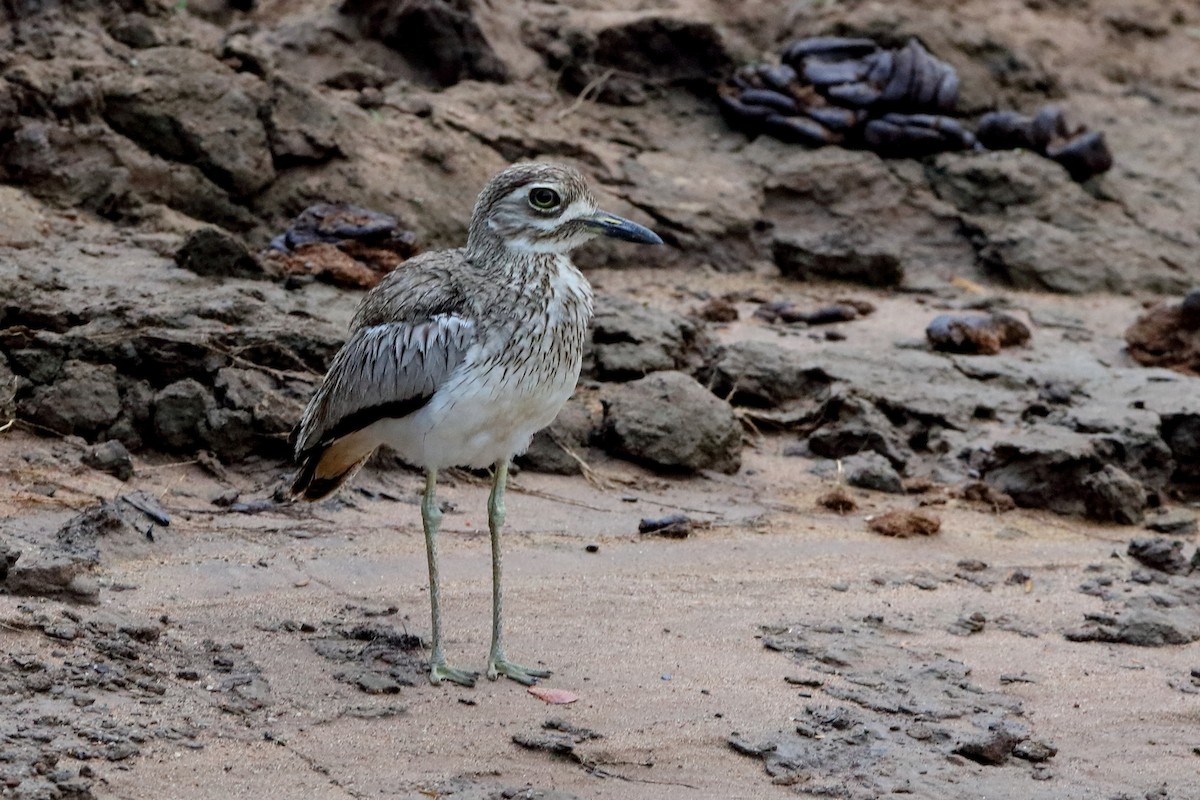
[264,78,343,166]
[703,340,831,408]
[807,395,912,469]
[589,296,711,381]
[545,15,732,106]
[947,612,987,636]
[926,312,1030,355]
[977,428,1154,519]
[201,407,255,461]
[1081,464,1147,524]
[1127,538,1191,575]
[952,720,1024,765]
[772,231,904,287]
[1144,510,1198,537]
[0,539,19,580]
[106,13,161,49]
[22,360,122,438]
[153,379,216,451]
[100,47,275,197]
[339,0,509,87]
[600,371,741,474]
[213,367,304,438]
[175,228,262,279]
[82,440,134,481]
[1065,589,1200,646]
[842,452,904,494]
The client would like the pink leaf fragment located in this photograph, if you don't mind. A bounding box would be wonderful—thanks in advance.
[527,686,578,705]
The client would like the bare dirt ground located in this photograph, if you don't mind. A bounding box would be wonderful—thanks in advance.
[3,271,1199,800]
[3,0,1200,798]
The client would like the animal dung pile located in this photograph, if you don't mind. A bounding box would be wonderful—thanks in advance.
[719,36,1112,180]
[262,203,418,289]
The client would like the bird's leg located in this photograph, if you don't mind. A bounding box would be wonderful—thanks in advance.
[486,459,552,685]
[422,468,478,687]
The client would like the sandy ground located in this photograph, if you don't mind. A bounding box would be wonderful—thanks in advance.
[3,277,1197,799]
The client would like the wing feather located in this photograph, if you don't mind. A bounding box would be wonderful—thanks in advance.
[292,313,475,460]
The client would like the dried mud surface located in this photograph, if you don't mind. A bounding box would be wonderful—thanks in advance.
[3,0,1200,798]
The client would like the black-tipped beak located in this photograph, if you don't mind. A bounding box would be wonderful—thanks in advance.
[583,211,663,245]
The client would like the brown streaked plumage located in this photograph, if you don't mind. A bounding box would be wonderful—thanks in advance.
[291,162,662,687]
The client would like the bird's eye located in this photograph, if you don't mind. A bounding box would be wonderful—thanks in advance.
[528,187,561,210]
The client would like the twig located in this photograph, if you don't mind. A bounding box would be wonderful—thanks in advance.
[555,68,615,121]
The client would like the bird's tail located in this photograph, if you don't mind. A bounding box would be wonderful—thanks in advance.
[290,432,376,502]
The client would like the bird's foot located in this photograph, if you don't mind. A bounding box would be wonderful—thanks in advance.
[429,661,479,688]
[487,657,552,685]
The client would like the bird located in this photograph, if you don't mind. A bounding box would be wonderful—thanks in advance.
[289,162,662,686]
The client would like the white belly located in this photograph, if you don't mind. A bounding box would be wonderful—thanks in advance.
[371,349,581,470]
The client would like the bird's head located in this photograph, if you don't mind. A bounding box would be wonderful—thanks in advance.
[467,162,662,256]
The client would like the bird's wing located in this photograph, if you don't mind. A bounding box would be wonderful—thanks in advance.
[291,312,475,461]
[291,251,478,461]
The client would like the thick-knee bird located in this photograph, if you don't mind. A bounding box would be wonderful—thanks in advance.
[290,163,662,686]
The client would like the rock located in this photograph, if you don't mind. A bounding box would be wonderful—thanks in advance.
[703,340,831,408]
[1125,294,1200,376]
[106,13,161,49]
[807,395,911,469]
[868,509,941,537]
[967,215,1187,295]
[929,150,1191,294]
[617,149,763,271]
[927,150,1071,214]
[842,452,904,494]
[588,296,711,381]
[82,440,134,481]
[1012,739,1057,763]
[21,360,121,438]
[539,14,732,106]
[339,0,509,87]
[1065,588,1200,646]
[1,501,146,602]
[153,379,216,451]
[952,720,1024,765]
[213,367,304,438]
[600,371,741,473]
[175,228,262,279]
[926,312,1030,355]
[1127,538,1192,575]
[755,146,976,287]
[264,78,343,165]
[201,407,255,461]
[976,428,1154,519]
[1144,509,1198,537]
[772,230,904,287]
[1081,464,1146,524]
[100,47,275,197]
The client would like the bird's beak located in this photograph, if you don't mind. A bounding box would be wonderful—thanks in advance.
[582,211,663,245]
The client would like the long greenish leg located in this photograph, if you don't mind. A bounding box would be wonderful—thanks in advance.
[422,468,477,687]
[486,459,552,685]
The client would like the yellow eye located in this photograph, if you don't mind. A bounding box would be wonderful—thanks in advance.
[529,187,561,210]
